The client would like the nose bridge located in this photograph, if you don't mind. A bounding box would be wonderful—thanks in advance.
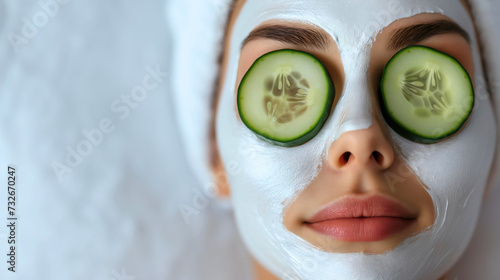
[338,74,372,132]
[324,51,394,170]
[330,54,373,141]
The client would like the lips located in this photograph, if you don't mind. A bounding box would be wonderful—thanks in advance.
[305,195,416,242]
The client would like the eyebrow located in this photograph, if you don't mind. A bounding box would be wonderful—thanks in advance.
[241,20,470,53]
[389,20,470,51]
[242,24,330,50]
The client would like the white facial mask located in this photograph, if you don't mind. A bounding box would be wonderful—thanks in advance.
[216,0,498,279]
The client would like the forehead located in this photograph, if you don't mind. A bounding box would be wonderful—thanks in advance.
[229,0,472,50]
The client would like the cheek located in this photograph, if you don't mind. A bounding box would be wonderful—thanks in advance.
[390,83,496,230]
[217,56,323,206]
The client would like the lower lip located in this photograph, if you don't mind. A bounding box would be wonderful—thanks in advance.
[306,217,414,242]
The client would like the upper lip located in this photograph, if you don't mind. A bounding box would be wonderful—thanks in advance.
[305,195,416,223]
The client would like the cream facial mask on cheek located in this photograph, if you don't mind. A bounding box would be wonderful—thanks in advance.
[216,0,498,279]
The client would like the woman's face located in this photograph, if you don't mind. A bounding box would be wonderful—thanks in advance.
[215,0,497,279]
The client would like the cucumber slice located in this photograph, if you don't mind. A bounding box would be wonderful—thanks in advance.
[380,45,474,143]
[237,49,334,147]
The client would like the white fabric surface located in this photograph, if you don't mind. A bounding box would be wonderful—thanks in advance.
[0,0,497,279]
[0,1,250,280]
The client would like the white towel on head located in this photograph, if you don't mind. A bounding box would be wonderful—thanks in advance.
[166,1,253,280]
[166,0,500,278]
[468,0,500,192]
[166,0,233,189]
[448,1,500,278]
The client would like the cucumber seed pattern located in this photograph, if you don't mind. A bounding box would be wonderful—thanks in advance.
[401,64,453,118]
[263,70,311,125]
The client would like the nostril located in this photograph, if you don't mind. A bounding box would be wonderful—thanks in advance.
[339,152,352,166]
[372,151,384,165]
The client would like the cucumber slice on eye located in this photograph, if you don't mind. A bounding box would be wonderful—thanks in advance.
[380,45,474,144]
[237,49,335,147]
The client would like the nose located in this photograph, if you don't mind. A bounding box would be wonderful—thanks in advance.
[327,120,394,171]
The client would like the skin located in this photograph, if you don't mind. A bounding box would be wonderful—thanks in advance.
[211,0,482,279]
